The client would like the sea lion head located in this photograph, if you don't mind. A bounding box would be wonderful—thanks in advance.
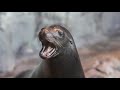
[38,25,74,60]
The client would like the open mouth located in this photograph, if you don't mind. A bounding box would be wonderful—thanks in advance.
[40,41,57,59]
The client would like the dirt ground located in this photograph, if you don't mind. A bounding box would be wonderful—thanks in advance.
[79,49,120,78]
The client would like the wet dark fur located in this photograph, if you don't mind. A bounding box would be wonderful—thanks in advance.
[15,25,85,78]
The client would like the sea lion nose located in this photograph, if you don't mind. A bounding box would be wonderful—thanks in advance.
[41,28,49,34]
[41,29,52,38]
[43,29,53,38]
[44,29,49,33]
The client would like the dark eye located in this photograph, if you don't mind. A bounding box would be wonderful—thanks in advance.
[58,31,64,37]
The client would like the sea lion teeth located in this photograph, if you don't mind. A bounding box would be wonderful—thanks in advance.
[42,47,52,56]
[48,48,55,57]
[47,48,53,56]
[41,46,45,53]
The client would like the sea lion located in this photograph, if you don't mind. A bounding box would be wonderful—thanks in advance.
[15,25,85,78]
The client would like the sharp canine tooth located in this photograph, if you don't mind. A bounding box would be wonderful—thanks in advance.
[45,46,52,53]
[49,48,54,53]
[41,46,45,53]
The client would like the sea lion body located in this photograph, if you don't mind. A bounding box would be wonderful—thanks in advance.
[15,25,85,78]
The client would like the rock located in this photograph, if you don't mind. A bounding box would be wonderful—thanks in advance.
[83,54,120,78]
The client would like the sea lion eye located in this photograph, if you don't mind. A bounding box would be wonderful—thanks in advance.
[58,31,64,37]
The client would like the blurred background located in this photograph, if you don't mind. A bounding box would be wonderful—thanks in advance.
[1,12,120,78]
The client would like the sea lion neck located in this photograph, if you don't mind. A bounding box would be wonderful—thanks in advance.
[41,46,84,78]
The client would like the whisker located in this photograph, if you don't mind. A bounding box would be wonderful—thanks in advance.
[54,40,62,47]
[57,40,63,47]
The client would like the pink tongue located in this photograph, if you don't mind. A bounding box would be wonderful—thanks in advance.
[42,46,53,57]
